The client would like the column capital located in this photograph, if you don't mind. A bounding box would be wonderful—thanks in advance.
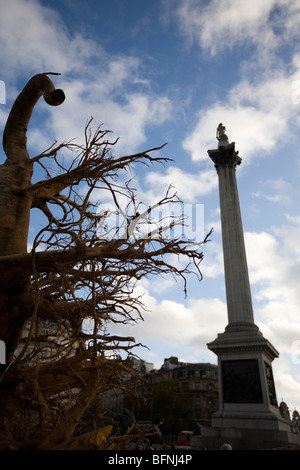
[208,142,242,170]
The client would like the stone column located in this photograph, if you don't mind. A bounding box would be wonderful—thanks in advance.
[208,139,254,325]
[199,125,298,450]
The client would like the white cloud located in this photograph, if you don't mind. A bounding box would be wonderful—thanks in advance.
[273,359,300,408]
[42,86,173,155]
[182,67,299,164]
[0,0,174,156]
[245,231,281,286]
[110,284,227,356]
[250,178,293,205]
[201,240,224,279]
[0,0,78,77]
[172,0,299,56]
[143,166,217,203]
[172,0,300,167]
[246,225,300,308]
[242,223,300,407]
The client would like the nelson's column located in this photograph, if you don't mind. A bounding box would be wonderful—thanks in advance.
[200,124,300,450]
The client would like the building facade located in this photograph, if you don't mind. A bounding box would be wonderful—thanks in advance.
[142,357,219,431]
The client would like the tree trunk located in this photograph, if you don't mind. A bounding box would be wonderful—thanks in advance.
[0,73,65,361]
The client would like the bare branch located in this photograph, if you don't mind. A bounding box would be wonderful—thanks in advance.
[0,76,210,450]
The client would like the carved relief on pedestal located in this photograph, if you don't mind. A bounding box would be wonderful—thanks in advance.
[222,359,263,404]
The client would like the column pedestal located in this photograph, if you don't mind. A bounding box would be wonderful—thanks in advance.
[202,324,298,450]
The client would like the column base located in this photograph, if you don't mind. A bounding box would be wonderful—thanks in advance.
[197,417,300,450]
[202,322,300,449]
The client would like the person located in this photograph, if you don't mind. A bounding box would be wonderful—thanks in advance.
[220,443,232,450]
[135,440,145,450]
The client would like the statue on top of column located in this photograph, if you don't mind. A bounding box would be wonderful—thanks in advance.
[216,123,230,148]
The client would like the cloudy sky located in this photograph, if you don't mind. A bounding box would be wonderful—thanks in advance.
[1,0,300,411]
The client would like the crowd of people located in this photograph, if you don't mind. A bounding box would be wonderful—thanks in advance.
[134,439,233,450]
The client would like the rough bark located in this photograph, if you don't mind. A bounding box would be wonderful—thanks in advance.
[0,74,65,363]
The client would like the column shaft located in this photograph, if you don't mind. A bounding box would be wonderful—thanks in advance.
[208,140,254,326]
[217,163,254,324]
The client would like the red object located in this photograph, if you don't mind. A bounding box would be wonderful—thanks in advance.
[177,431,193,446]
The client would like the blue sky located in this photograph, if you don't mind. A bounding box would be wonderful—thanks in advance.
[1,0,300,412]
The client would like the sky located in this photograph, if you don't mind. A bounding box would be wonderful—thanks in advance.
[1,0,300,412]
